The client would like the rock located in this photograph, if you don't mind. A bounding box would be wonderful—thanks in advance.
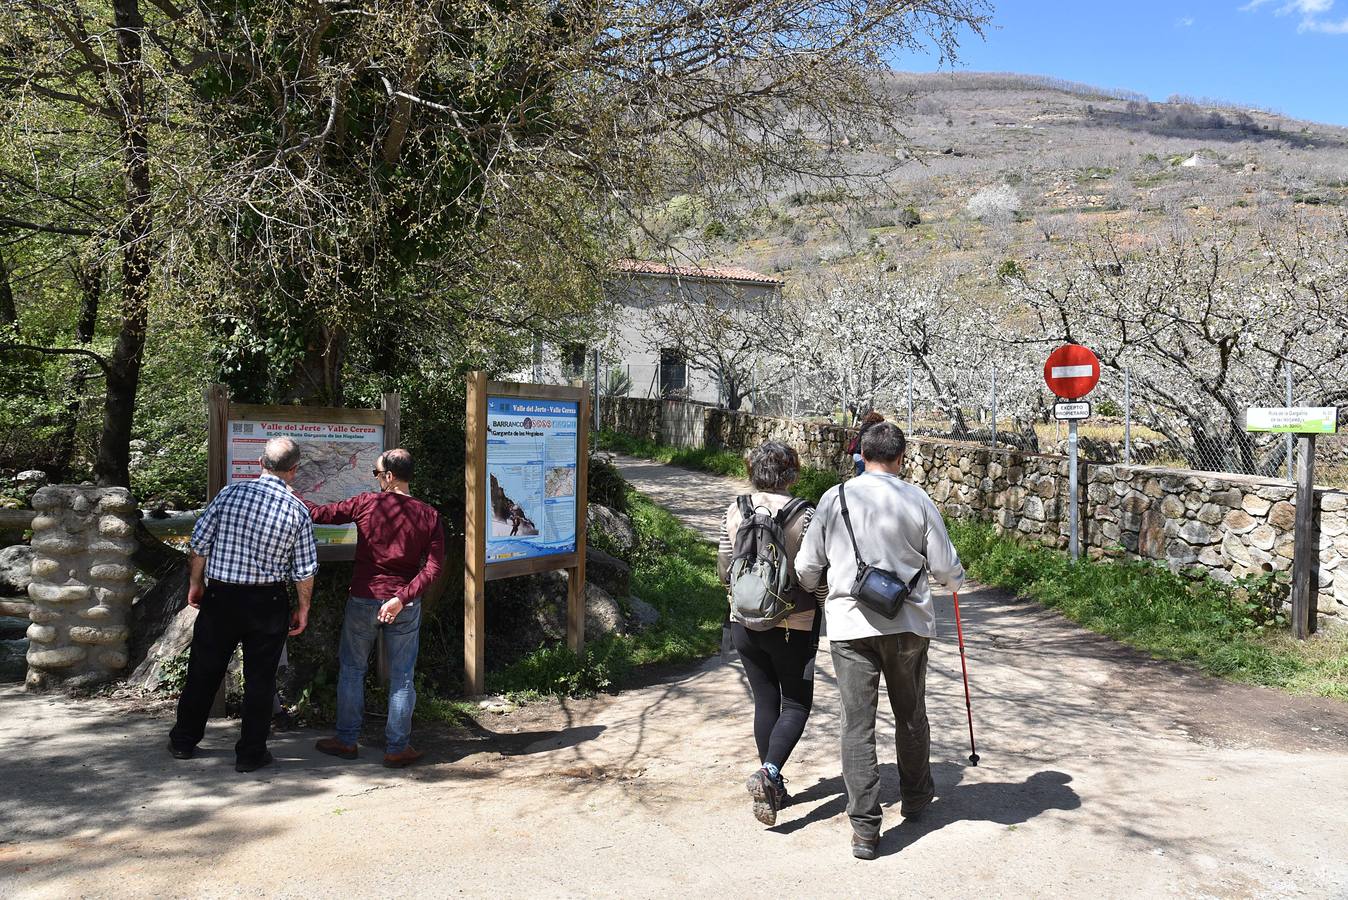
[1322,493,1348,513]
[585,547,631,599]
[1222,533,1252,565]
[1160,495,1185,518]
[1022,496,1045,521]
[628,597,660,631]
[1222,509,1256,534]
[1242,495,1272,517]
[126,604,197,691]
[1138,509,1167,558]
[581,581,626,641]
[1249,525,1277,551]
[1196,503,1225,525]
[587,504,637,557]
[0,545,34,594]
[1179,520,1219,545]
[1268,501,1297,531]
[1166,541,1199,566]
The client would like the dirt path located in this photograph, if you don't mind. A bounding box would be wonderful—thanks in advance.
[3,458,1348,897]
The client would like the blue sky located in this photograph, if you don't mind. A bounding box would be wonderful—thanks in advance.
[909,1,1348,126]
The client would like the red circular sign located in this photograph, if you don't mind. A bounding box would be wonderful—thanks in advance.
[1043,344,1100,399]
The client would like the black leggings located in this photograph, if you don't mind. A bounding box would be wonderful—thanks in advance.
[731,622,817,771]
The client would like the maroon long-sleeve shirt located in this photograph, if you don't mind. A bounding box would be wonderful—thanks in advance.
[305,492,445,603]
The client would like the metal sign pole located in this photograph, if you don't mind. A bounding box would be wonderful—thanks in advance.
[989,368,998,448]
[593,350,601,432]
[1068,418,1080,562]
[1285,361,1295,480]
[1123,368,1132,466]
[906,365,914,435]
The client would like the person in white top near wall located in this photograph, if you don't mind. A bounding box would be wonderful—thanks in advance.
[795,422,966,861]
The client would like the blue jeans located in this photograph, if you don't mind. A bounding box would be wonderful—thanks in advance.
[336,596,421,753]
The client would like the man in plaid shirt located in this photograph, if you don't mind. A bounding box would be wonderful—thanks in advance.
[168,436,317,772]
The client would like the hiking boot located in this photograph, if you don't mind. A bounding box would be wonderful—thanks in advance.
[851,832,878,861]
[745,767,788,826]
[901,792,934,819]
[235,750,273,773]
[315,737,359,760]
[167,740,194,760]
[383,747,424,769]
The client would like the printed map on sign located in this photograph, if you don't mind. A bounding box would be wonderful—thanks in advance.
[226,419,384,545]
[484,397,579,564]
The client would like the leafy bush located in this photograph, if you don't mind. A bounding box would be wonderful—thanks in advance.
[899,206,922,229]
[488,636,633,697]
[588,451,630,513]
[792,467,840,504]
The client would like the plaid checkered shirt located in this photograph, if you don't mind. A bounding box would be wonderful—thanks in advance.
[190,473,318,584]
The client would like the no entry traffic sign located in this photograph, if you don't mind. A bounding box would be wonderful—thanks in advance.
[1043,344,1101,399]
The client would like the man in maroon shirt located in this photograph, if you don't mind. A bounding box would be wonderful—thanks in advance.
[307,448,445,767]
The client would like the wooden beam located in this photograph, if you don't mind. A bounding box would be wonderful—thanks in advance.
[226,402,385,425]
[569,391,591,654]
[382,392,401,450]
[1290,434,1318,639]
[206,384,229,501]
[463,371,488,695]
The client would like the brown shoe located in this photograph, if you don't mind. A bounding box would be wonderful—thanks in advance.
[383,747,424,768]
[315,737,358,760]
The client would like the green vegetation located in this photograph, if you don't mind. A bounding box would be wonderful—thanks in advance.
[949,521,1348,700]
[596,429,840,503]
[489,490,726,697]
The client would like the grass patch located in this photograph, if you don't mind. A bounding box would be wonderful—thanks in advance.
[488,488,727,697]
[597,428,840,504]
[598,429,747,477]
[949,521,1347,700]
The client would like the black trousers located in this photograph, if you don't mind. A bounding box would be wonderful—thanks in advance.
[731,622,817,771]
[169,582,289,763]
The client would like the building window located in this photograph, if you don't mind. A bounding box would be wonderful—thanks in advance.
[561,344,586,379]
[660,349,687,397]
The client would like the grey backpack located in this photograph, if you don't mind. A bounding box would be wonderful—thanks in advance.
[727,496,811,630]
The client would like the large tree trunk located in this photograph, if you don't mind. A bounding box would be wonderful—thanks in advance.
[94,0,152,488]
[283,322,348,406]
[52,264,101,479]
[0,249,15,326]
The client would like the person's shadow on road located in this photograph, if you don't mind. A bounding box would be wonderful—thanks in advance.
[773,763,1081,857]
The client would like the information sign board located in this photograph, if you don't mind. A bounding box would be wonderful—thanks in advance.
[206,386,400,561]
[1244,407,1339,434]
[226,417,384,547]
[1053,401,1091,421]
[484,396,580,565]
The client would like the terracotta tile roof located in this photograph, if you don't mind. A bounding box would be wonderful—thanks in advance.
[612,258,784,286]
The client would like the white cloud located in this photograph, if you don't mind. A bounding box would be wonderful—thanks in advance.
[1300,13,1348,29]
[1176,15,1196,26]
[1242,0,1347,33]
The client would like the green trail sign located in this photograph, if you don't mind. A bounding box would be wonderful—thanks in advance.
[1244,407,1339,434]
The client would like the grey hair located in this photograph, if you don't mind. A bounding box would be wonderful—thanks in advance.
[860,422,905,463]
[746,441,800,491]
[261,437,301,472]
[381,447,414,481]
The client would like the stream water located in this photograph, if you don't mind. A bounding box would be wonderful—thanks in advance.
[0,612,28,682]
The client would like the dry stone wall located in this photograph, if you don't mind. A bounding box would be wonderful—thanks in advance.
[603,398,1348,621]
[26,485,139,689]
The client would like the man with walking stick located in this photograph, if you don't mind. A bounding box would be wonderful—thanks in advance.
[795,422,966,860]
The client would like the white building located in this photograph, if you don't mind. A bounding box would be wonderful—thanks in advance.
[525,259,785,408]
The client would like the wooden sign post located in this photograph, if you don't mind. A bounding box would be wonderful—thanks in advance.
[1246,406,1340,639]
[463,373,590,695]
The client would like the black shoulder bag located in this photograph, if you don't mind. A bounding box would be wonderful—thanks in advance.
[837,481,923,618]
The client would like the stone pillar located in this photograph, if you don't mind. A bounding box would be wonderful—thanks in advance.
[26,486,138,690]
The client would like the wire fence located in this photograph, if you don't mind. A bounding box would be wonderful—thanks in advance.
[540,351,1348,489]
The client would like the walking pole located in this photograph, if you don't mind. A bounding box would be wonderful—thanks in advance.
[951,590,980,766]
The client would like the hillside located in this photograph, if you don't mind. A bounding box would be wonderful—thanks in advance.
[653,72,1348,282]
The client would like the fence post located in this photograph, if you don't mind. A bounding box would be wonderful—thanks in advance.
[906,365,914,436]
[1123,367,1132,466]
[1286,360,1295,481]
[990,368,998,448]
[593,349,601,432]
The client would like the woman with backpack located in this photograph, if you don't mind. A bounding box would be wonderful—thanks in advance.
[848,411,886,477]
[717,441,826,826]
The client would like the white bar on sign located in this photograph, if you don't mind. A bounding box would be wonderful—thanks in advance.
[1051,365,1094,379]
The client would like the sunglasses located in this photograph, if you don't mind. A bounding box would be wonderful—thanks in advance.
[371,468,385,476]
